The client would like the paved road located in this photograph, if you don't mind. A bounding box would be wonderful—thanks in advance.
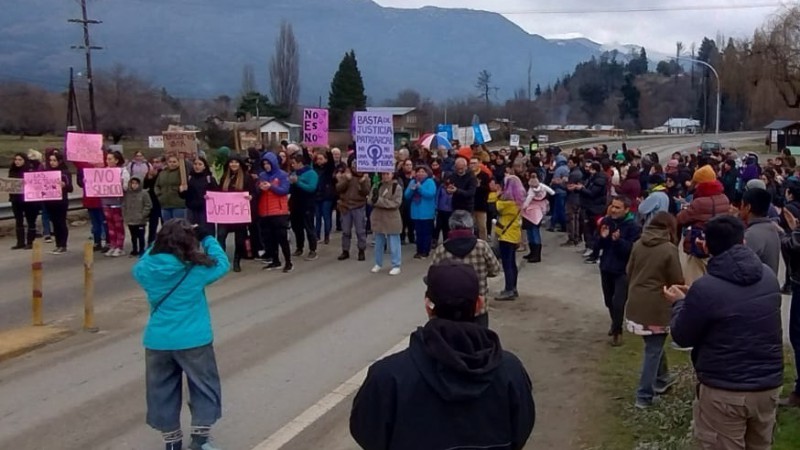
[0,133,777,450]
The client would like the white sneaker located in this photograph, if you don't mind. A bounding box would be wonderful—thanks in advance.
[104,248,115,257]
[582,249,594,257]
[389,267,401,276]
[116,249,126,257]
[370,265,381,273]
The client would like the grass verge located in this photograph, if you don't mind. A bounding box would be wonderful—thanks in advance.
[583,337,800,450]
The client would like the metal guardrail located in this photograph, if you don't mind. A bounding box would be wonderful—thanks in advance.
[0,194,84,221]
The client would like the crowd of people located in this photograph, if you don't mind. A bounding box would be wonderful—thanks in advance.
[9,137,800,449]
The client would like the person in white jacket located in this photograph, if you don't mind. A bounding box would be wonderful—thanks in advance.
[521,172,555,263]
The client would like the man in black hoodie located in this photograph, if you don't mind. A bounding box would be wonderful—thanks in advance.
[350,261,535,450]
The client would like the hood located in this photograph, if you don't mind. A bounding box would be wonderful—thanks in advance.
[444,230,478,257]
[134,252,190,282]
[694,180,724,198]
[707,244,764,286]
[625,167,641,180]
[555,155,567,166]
[260,152,280,177]
[409,319,503,401]
[641,225,672,247]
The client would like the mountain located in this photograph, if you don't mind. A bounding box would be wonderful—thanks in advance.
[0,0,602,104]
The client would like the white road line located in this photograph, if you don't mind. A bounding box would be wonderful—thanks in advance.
[250,337,409,450]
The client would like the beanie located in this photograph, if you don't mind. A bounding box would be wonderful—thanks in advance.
[692,165,716,184]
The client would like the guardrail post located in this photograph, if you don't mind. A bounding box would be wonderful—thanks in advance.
[83,242,98,332]
[31,240,43,326]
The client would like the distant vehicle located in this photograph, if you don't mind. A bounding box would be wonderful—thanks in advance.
[699,141,722,155]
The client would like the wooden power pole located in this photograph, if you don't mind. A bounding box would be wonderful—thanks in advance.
[69,0,102,132]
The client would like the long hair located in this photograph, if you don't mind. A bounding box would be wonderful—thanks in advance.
[9,152,30,177]
[221,157,244,192]
[149,219,216,267]
[647,211,679,245]
[501,175,526,208]
[191,156,212,177]
[48,152,69,173]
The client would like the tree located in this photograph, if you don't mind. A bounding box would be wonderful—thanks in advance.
[241,64,256,98]
[328,50,367,129]
[578,82,608,123]
[755,6,800,108]
[0,82,59,135]
[269,21,300,116]
[476,69,493,106]
[618,74,641,128]
[236,91,281,119]
[93,64,164,142]
[627,47,649,77]
[387,89,421,107]
[534,84,542,98]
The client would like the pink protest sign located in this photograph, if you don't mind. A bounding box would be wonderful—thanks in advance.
[303,108,329,147]
[66,132,104,163]
[83,168,123,198]
[23,171,62,201]
[206,191,252,224]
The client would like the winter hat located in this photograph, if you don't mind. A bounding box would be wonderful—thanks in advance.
[746,179,767,191]
[692,165,716,184]
[423,261,479,319]
[457,147,473,161]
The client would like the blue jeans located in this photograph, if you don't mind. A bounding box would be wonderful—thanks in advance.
[145,344,222,432]
[374,233,401,268]
[161,208,186,222]
[87,208,105,245]
[550,193,567,230]
[41,206,52,236]
[636,334,670,403]
[526,225,542,246]
[414,219,434,256]
[315,200,333,240]
[791,283,800,394]
[499,241,518,292]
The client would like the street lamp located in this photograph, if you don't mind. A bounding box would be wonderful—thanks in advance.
[670,56,720,136]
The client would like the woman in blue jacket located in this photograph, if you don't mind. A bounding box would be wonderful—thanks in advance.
[404,165,437,258]
[133,219,230,450]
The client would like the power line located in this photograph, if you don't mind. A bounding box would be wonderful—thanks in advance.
[497,2,786,15]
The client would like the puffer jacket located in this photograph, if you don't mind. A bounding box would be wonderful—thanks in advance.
[257,152,290,217]
[670,245,784,392]
[597,212,642,275]
[369,180,403,234]
[579,171,609,216]
[676,180,730,255]
[495,199,522,244]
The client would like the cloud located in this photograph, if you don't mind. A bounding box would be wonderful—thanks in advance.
[375,0,783,53]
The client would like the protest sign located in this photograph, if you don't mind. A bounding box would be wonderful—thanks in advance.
[83,168,123,198]
[436,124,455,141]
[148,135,165,149]
[538,134,549,144]
[0,177,23,194]
[162,131,197,156]
[206,191,252,224]
[65,132,104,164]
[303,108,329,146]
[509,134,520,147]
[23,171,62,201]
[353,112,395,172]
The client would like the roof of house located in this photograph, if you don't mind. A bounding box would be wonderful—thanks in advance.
[562,125,590,131]
[663,118,700,128]
[592,124,616,131]
[216,117,299,131]
[764,120,800,130]
[366,107,416,116]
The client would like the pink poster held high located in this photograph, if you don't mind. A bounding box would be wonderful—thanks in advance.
[66,132,104,164]
[303,108,329,147]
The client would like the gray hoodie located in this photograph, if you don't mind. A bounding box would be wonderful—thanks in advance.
[745,217,780,276]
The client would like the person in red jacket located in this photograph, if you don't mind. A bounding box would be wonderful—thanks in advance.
[257,152,292,273]
[75,160,108,252]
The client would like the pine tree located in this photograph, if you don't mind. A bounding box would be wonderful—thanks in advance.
[328,50,367,129]
[534,83,542,98]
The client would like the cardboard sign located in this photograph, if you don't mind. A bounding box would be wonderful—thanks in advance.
[303,108,329,146]
[0,177,23,194]
[353,112,395,172]
[23,171,62,201]
[149,135,165,148]
[205,191,252,224]
[538,134,549,144]
[65,132,104,164]
[83,168,123,198]
[509,134,520,147]
[163,131,196,156]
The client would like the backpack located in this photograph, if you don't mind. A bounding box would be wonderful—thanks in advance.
[681,196,721,258]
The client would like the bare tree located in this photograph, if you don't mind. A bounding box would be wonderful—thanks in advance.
[755,6,800,108]
[0,82,59,135]
[93,64,164,142]
[476,69,493,107]
[269,21,300,115]
[241,64,256,97]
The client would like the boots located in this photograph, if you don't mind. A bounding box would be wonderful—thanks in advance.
[11,226,25,250]
[529,244,542,263]
[233,257,242,273]
[337,251,350,261]
[25,228,36,249]
[358,249,366,261]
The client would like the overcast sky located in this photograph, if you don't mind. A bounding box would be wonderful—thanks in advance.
[374,0,784,55]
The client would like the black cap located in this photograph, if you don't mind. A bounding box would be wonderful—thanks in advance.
[424,261,480,313]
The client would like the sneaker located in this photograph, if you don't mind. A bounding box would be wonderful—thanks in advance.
[305,251,318,261]
[104,248,115,257]
[188,439,222,450]
[43,236,53,243]
[584,258,598,264]
[261,258,276,265]
[262,261,282,270]
[560,240,577,247]
[371,265,381,273]
[50,247,67,255]
[670,342,693,352]
[413,253,422,259]
[292,249,303,257]
[389,267,401,276]
[634,398,654,409]
[282,263,294,273]
[582,248,593,257]
[115,249,127,257]
[654,375,678,395]
[495,290,517,301]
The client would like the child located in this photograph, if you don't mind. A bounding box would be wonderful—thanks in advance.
[123,177,153,257]
[521,172,555,263]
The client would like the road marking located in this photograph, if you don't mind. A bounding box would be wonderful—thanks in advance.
[250,337,409,450]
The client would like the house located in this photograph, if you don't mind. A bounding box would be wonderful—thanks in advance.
[764,119,800,153]
[366,107,422,146]
[213,116,301,150]
[663,118,700,135]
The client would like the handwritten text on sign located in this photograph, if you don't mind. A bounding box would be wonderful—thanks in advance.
[84,168,123,198]
[354,112,394,172]
[162,132,196,156]
[0,177,23,194]
[23,171,62,201]
[66,132,104,163]
[205,192,252,224]
[303,108,329,146]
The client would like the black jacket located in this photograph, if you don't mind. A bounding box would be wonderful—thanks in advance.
[579,171,608,216]
[451,171,478,212]
[597,213,642,275]
[180,171,217,211]
[670,245,783,392]
[474,170,492,212]
[350,319,535,450]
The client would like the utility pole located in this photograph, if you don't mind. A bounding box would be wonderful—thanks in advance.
[69,0,102,132]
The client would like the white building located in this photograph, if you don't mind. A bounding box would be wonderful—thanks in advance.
[663,118,700,135]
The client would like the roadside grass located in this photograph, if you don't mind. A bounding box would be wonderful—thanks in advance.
[584,337,800,450]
